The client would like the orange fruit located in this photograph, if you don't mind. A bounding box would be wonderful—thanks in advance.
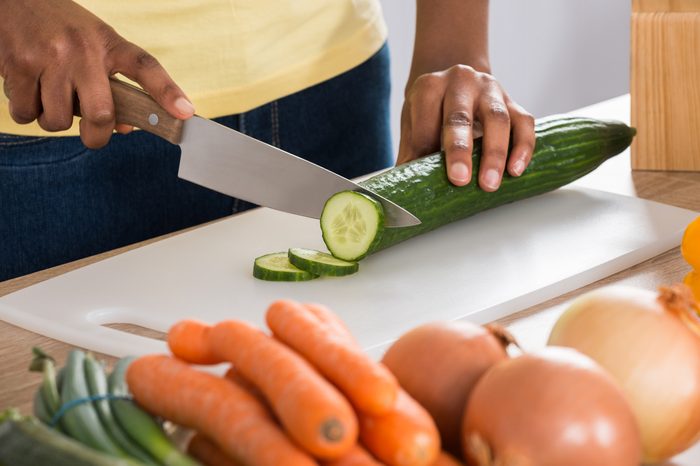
[681,216,700,270]
[684,270,700,303]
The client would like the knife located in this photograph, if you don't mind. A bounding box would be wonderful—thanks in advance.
[106,78,420,228]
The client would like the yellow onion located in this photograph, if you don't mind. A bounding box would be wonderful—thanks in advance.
[381,322,512,454]
[548,284,700,462]
[461,347,642,466]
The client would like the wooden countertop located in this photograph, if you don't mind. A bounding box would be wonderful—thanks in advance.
[1,95,700,464]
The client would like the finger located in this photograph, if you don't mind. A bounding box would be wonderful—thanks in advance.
[396,101,413,165]
[401,73,445,164]
[111,42,194,119]
[76,71,116,149]
[5,76,42,124]
[37,73,75,132]
[476,95,511,192]
[505,101,535,177]
[115,123,134,134]
[441,85,475,186]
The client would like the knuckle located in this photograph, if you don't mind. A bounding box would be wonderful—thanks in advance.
[8,51,38,72]
[10,106,38,124]
[447,140,471,153]
[522,112,536,125]
[448,64,476,78]
[134,50,159,70]
[444,110,473,128]
[486,149,509,161]
[86,108,115,126]
[39,117,68,132]
[487,101,510,123]
[412,73,442,92]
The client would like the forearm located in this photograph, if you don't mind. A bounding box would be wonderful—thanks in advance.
[407,0,490,92]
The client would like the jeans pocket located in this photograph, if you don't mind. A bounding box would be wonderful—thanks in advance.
[0,134,89,167]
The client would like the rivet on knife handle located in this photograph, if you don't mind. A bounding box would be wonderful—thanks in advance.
[108,77,184,144]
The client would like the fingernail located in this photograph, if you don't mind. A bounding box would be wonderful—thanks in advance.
[512,160,525,176]
[450,162,470,184]
[175,97,195,116]
[483,168,500,190]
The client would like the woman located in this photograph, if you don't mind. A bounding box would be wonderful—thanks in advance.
[0,0,534,280]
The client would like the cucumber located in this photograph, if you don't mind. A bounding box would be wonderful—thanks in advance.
[253,252,318,281]
[321,116,636,259]
[320,191,384,261]
[288,248,359,276]
[0,410,142,466]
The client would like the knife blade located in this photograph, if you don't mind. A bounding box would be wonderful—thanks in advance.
[107,78,420,228]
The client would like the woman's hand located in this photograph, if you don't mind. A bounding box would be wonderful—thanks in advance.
[397,64,535,191]
[0,0,194,148]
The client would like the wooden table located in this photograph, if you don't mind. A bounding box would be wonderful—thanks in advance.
[1,96,700,464]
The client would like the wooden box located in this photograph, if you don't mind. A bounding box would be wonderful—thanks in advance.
[631,0,700,171]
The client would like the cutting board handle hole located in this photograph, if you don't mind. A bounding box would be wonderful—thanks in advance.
[102,323,166,341]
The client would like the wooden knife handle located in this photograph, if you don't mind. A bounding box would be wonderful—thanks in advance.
[109,77,184,144]
[73,77,184,144]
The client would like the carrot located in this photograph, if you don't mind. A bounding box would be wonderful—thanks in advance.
[188,433,242,466]
[223,365,267,407]
[431,452,464,466]
[126,354,315,466]
[168,319,219,364]
[359,389,440,466]
[305,302,356,344]
[266,299,398,415]
[168,319,358,460]
[322,444,385,466]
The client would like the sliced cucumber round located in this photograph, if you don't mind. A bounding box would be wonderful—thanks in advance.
[253,252,318,281]
[288,248,359,277]
[321,191,384,261]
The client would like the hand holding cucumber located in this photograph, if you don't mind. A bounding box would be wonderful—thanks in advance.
[397,64,535,191]
[399,0,535,191]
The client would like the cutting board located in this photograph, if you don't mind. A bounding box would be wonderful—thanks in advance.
[0,186,696,358]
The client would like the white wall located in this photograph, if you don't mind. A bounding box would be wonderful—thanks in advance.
[380,0,630,154]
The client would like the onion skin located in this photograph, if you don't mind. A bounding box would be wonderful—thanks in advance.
[381,321,509,454]
[548,285,700,462]
[461,347,641,466]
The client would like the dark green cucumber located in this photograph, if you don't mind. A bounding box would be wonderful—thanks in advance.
[288,248,359,276]
[322,116,636,258]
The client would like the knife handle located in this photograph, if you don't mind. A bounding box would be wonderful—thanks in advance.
[109,77,184,144]
[74,77,184,144]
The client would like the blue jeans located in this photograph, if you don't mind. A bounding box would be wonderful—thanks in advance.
[0,44,392,281]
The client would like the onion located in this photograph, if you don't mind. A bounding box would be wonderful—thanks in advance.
[548,284,700,462]
[381,322,512,454]
[461,347,642,466]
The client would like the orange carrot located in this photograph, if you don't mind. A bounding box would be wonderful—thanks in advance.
[322,444,385,466]
[266,299,398,415]
[188,433,243,466]
[305,302,356,344]
[168,319,219,364]
[431,451,464,466]
[359,390,441,466]
[223,365,267,406]
[127,354,315,466]
[168,319,358,460]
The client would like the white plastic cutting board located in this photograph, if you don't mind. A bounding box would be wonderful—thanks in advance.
[0,185,696,358]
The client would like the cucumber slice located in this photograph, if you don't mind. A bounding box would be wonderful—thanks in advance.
[253,252,318,281]
[320,191,384,261]
[288,248,359,277]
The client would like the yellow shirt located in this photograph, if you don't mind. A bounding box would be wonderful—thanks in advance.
[0,0,387,136]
